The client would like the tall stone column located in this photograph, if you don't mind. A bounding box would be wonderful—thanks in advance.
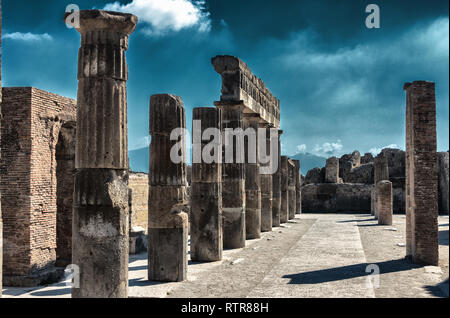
[69,10,137,298]
[325,157,339,183]
[0,0,3,298]
[404,81,439,266]
[148,94,188,281]
[293,160,302,214]
[280,156,289,223]
[288,159,296,220]
[377,181,393,225]
[217,104,246,249]
[272,131,283,227]
[260,123,273,232]
[372,155,389,219]
[190,107,223,262]
[244,114,261,239]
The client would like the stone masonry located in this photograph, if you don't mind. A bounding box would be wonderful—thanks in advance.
[148,94,188,282]
[280,156,289,223]
[0,0,3,297]
[190,107,223,262]
[271,130,283,227]
[288,158,296,220]
[404,81,439,266]
[129,173,149,254]
[293,160,302,214]
[325,157,339,183]
[438,152,449,214]
[372,154,389,218]
[1,87,76,286]
[260,124,273,232]
[377,181,393,225]
[69,10,137,298]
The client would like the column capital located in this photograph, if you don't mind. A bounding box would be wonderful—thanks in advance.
[65,10,138,35]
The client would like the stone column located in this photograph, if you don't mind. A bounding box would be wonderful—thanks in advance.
[190,107,223,262]
[260,123,273,232]
[377,181,393,225]
[0,0,3,298]
[217,105,246,249]
[280,156,289,223]
[148,94,188,281]
[244,114,261,239]
[293,160,302,214]
[325,157,339,183]
[272,131,283,227]
[69,10,137,298]
[288,159,296,220]
[372,155,389,219]
[404,81,439,266]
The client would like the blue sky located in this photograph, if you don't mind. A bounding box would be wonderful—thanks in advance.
[2,0,449,158]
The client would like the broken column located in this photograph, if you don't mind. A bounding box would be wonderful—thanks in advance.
[377,181,393,225]
[293,160,302,214]
[325,157,339,183]
[288,159,296,220]
[244,114,261,239]
[148,94,189,281]
[190,107,223,262]
[372,155,389,218]
[69,10,137,298]
[260,124,273,232]
[280,156,289,223]
[272,130,283,227]
[217,105,246,249]
[404,81,439,266]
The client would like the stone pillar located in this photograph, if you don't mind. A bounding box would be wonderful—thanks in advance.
[325,157,339,183]
[293,160,302,214]
[217,105,246,249]
[244,114,261,239]
[190,107,223,262]
[0,0,3,298]
[372,155,389,218]
[377,181,393,225]
[280,156,289,223]
[260,124,273,232]
[148,94,188,281]
[272,131,283,227]
[288,159,296,220]
[404,81,439,266]
[69,10,137,298]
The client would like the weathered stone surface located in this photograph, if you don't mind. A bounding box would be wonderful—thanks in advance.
[1,0,3,297]
[128,173,148,254]
[374,155,389,184]
[405,81,439,266]
[345,163,374,184]
[280,156,289,223]
[288,158,296,220]
[437,151,449,214]
[302,183,372,213]
[361,153,374,164]
[244,115,261,239]
[216,105,246,249]
[377,181,393,225]
[212,55,280,129]
[339,151,361,180]
[69,9,137,297]
[72,169,129,298]
[293,160,302,214]
[259,124,273,232]
[1,87,76,287]
[271,130,282,227]
[148,94,188,281]
[325,157,339,183]
[190,107,223,262]
[304,167,325,184]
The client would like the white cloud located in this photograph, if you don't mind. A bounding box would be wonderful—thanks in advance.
[312,140,343,157]
[3,32,53,41]
[369,144,399,156]
[296,144,307,154]
[104,0,211,36]
[129,135,151,151]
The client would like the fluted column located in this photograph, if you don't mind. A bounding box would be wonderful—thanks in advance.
[280,156,289,224]
[272,131,283,227]
[244,114,262,239]
[260,123,273,232]
[148,94,188,281]
[68,10,137,298]
[190,107,223,262]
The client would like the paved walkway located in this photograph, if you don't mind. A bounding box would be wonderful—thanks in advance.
[2,214,449,298]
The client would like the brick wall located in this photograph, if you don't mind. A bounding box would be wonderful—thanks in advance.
[1,87,76,285]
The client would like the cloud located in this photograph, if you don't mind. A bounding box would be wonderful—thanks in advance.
[312,140,343,157]
[3,32,53,41]
[104,0,211,36]
[296,144,307,154]
[369,144,400,156]
[129,135,151,151]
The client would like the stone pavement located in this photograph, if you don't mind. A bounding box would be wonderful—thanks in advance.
[2,214,448,298]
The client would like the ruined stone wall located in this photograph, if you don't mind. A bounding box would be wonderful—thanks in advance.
[129,173,149,231]
[1,87,76,285]
[302,183,371,213]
